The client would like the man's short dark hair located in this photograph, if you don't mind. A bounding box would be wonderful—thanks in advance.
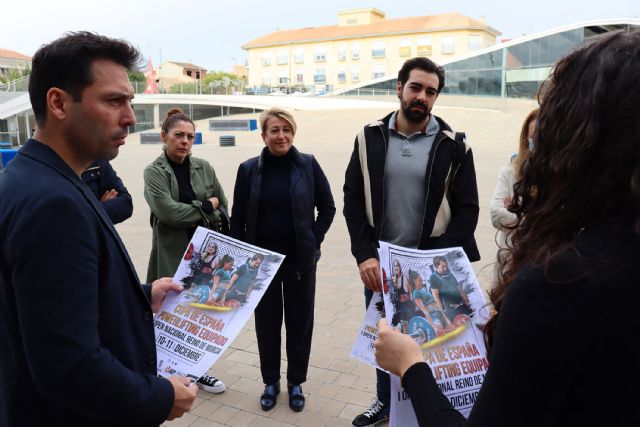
[433,256,447,268]
[252,254,265,262]
[29,31,141,125]
[397,57,446,94]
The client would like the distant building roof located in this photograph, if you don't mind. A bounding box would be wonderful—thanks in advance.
[243,12,501,49]
[166,61,207,70]
[0,48,31,61]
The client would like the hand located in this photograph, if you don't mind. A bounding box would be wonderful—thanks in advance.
[100,189,118,202]
[208,197,220,209]
[151,278,184,313]
[374,319,424,378]
[358,258,382,292]
[502,196,511,208]
[166,376,197,420]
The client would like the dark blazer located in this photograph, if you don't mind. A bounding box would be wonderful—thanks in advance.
[0,140,173,427]
[230,146,335,269]
[81,160,133,224]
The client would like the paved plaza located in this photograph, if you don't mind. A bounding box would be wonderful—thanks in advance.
[108,97,537,426]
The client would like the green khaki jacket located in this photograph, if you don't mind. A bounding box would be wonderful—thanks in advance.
[144,153,227,282]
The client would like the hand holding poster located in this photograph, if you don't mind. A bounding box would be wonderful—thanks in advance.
[377,242,491,425]
[153,226,284,382]
[350,291,386,370]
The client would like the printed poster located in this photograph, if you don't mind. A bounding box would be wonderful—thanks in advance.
[350,291,386,370]
[154,226,284,382]
[378,242,491,425]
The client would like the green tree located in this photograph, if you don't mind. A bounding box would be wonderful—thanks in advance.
[127,70,147,93]
[128,70,146,83]
[202,71,247,94]
[0,67,30,84]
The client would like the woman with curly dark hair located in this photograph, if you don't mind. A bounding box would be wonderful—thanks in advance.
[374,29,640,426]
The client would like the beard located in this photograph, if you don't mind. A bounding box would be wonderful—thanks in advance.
[401,99,430,123]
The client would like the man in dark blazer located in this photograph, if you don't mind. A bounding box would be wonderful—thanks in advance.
[0,32,196,426]
[81,160,133,224]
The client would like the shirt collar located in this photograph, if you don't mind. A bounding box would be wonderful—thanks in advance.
[389,111,438,138]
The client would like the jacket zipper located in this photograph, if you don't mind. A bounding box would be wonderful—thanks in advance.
[419,134,446,242]
[378,125,388,241]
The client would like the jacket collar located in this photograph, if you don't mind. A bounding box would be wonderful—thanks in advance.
[153,151,202,171]
[21,139,83,183]
[369,111,455,139]
[257,145,304,170]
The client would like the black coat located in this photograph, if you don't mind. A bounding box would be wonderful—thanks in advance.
[0,140,173,427]
[81,160,133,224]
[343,112,480,264]
[230,146,335,269]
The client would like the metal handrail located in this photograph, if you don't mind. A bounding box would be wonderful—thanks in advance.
[0,76,30,92]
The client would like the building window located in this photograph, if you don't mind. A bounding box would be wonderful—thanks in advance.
[278,71,288,85]
[261,52,271,66]
[441,36,455,54]
[337,69,346,82]
[372,64,385,79]
[399,39,411,57]
[294,48,304,64]
[468,35,482,51]
[372,41,385,58]
[186,70,192,77]
[315,46,327,62]
[295,70,304,84]
[261,73,271,86]
[314,68,326,83]
[352,43,360,60]
[338,44,347,61]
[351,67,360,82]
[417,37,432,56]
[277,50,288,65]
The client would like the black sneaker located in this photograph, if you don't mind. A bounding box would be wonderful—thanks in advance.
[352,398,389,426]
[196,373,225,394]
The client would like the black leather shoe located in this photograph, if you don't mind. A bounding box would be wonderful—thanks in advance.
[260,382,280,411]
[288,384,305,412]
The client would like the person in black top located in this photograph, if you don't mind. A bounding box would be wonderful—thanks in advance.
[81,160,133,224]
[374,29,640,427]
[143,108,227,395]
[230,108,335,413]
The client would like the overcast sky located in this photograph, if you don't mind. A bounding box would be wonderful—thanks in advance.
[1,0,637,73]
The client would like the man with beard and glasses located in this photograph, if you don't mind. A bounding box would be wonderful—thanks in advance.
[343,57,480,427]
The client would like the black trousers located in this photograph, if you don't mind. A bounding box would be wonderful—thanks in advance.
[254,259,316,385]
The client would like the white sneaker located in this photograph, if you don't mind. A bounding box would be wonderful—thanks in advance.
[196,373,225,394]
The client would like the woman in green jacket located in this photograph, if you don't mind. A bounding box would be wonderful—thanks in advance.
[143,107,228,394]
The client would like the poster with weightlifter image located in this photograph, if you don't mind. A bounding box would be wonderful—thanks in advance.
[378,242,491,425]
[153,226,284,383]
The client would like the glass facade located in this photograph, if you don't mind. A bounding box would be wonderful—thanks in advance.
[346,24,639,99]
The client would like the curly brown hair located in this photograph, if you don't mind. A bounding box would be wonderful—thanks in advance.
[486,30,640,351]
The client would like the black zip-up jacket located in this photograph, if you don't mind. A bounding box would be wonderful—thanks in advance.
[343,112,480,264]
[230,146,336,269]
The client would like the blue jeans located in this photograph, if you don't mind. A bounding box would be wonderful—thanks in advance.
[364,287,390,406]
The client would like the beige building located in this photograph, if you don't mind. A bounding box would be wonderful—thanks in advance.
[242,8,501,91]
[156,61,207,87]
[232,64,248,79]
[0,48,32,77]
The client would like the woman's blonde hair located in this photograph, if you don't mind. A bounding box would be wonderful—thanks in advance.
[259,108,297,135]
